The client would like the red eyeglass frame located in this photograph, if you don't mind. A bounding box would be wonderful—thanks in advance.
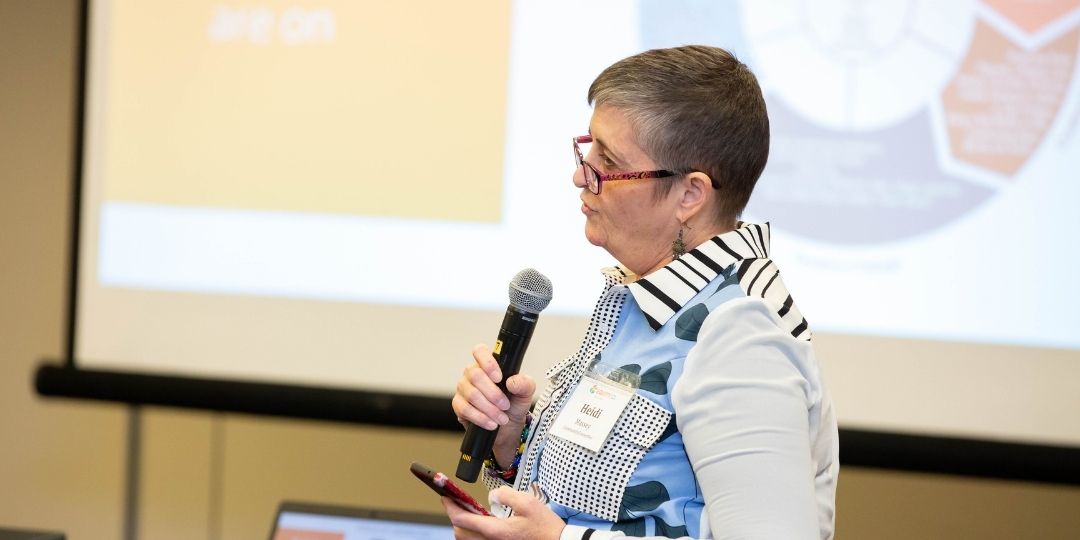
[572,135,678,194]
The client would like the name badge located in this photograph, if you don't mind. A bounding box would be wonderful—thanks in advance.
[548,364,638,453]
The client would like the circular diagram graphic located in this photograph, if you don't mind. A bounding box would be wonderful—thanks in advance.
[639,0,1080,244]
[742,0,976,132]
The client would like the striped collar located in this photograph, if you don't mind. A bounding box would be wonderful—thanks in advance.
[617,222,771,330]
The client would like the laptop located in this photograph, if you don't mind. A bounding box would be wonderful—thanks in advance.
[0,529,64,540]
[268,501,454,540]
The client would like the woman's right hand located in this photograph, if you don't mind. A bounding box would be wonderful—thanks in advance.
[452,343,536,468]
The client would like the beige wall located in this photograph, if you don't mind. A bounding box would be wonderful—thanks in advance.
[3,1,1080,538]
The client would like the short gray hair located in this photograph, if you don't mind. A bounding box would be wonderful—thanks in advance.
[587,45,769,222]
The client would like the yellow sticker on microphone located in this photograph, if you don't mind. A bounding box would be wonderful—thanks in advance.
[493,340,503,354]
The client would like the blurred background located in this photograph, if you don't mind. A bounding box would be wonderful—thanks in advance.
[3,1,1080,538]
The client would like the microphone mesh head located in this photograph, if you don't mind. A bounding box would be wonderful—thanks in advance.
[508,268,553,314]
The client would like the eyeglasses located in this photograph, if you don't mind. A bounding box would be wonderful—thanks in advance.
[572,135,677,195]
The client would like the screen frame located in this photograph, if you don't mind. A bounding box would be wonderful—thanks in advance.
[34,0,1080,487]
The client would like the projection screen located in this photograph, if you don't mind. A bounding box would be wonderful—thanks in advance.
[61,0,1080,465]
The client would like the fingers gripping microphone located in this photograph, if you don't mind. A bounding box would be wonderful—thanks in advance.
[456,268,553,482]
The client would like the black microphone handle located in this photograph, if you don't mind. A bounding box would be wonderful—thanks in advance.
[456,305,539,482]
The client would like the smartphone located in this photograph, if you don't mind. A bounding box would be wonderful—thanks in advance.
[410,461,491,516]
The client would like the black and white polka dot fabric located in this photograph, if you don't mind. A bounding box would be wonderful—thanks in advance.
[483,268,627,495]
[513,267,629,488]
[539,392,671,521]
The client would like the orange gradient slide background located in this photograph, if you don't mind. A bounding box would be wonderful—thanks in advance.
[101,0,511,222]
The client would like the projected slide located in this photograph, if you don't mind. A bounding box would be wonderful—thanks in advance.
[91,0,1080,349]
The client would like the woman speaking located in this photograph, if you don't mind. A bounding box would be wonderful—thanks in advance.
[446,45,839,540]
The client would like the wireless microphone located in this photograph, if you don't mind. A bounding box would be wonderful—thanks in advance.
[456,268,553,482]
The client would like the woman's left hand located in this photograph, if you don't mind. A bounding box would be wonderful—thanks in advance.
[442,486,565,540]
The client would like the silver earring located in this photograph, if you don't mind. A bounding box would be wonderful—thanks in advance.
[672,224,687,259]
